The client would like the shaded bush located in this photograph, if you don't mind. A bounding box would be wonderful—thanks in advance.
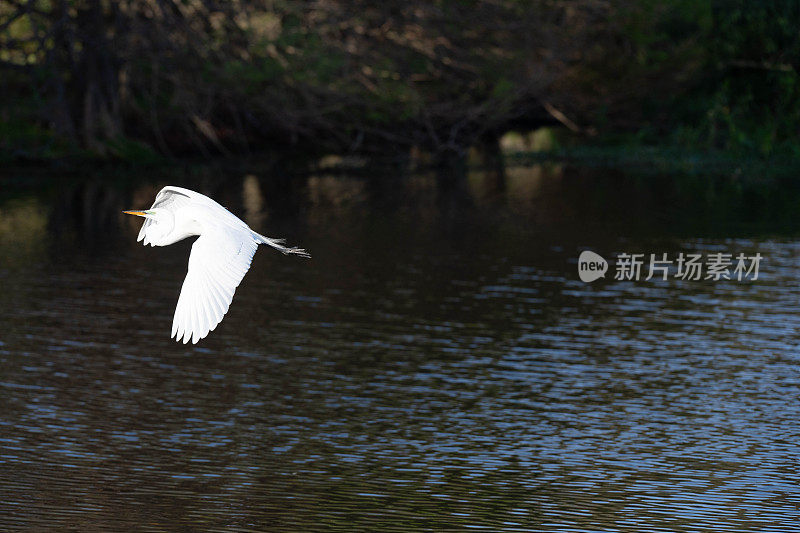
[1,0,799,160]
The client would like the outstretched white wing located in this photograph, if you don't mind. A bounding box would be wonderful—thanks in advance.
[171,225,259,344]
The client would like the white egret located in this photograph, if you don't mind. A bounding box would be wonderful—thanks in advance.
[124,185,309,344]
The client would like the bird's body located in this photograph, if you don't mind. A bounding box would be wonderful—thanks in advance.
[124,186,309,344]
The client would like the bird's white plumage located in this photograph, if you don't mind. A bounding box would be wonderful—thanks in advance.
[128,185,309,344]
[172,225,258,343]
[138,187,192,245]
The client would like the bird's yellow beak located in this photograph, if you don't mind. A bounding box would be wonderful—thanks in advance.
[123,210,148,217]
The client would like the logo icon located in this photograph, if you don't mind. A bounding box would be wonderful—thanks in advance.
[578,250,608,282]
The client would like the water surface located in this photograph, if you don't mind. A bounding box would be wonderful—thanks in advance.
[1,164,800,531]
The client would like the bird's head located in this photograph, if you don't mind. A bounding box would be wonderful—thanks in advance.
[123,208,175,246]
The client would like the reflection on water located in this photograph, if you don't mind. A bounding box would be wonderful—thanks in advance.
[2,165,800,530]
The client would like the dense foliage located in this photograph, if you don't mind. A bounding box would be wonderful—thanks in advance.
[1,0,799,161]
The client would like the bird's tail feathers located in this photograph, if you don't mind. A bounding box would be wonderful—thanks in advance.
[253,231,311,258]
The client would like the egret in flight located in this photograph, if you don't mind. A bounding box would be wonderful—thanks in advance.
[124,186,309,344]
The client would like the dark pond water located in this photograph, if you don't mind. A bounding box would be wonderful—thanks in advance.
[2,162,800,531]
